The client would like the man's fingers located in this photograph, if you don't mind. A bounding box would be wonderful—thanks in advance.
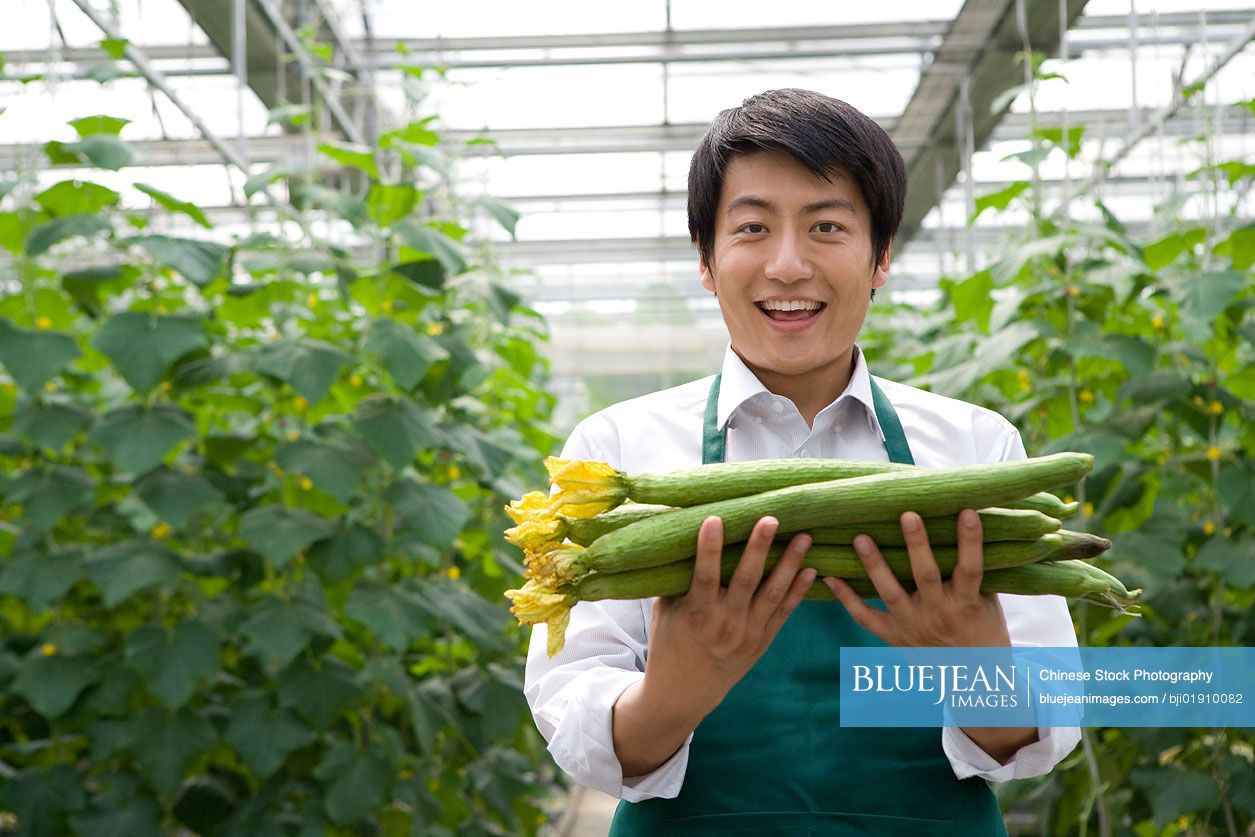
[900,512,944,602]
[823,577,894,641]
[852,534,911,614]
[951,508,985,600]
[687,516,724,607]
[724,516,778,611]
[761,563,817,640]
[750,532,812,626]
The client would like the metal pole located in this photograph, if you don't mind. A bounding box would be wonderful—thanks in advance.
[233,0,250,165]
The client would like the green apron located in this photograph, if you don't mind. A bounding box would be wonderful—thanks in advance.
[608,373,1008,836]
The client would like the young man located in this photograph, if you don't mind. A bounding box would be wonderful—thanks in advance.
[524,89,1080,835]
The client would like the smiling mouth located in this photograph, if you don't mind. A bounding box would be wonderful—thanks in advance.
[756,301,826,322]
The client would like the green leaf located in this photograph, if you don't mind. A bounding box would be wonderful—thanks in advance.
[100,37,128,59]
[397,220,467,276]
[0,211,23,254]
[0,549,84,610]
[418,578,511,651]
[352,396,442,469]
[441,423,516,477]
[315,744,392,825]
[1194,535,1255,587]
[1217,462,1255,527]
[1213,224,1255,270]
[363,317,450,390]
[1118,373,1190,406]
[132,235,227,286]
[134,183,211,229]
[1110,530,1185,579]
[0,766,85,837]
[990,83,1028,114]
[5,466,92,531]
[69,798,162,837]
[386,479,469,549]
[394,259,446,290]
[133,468,224,528]
[0,319,82,393]
[345,580,432,651]
[69,115,130,137]
[916,321,1040,396]
[945,270,993,332]
[317,142,378,178]
[45,135,135,170]
[1001,146,1050,168]
[1168,269,1246,325]
[82,62,127,84]
[266,103,311,127]
[380,118,439,148]
[239,596,342,671]
[88,403,197,475]
[35,179,120,216]
[472,197,520,239]
[224,692,316,778]
[243,164,300,198]
[1130,767,1221,829]
[970,182,1029,222]
[1142,228,1205,270]
[129,707,217,798]
[274,438,374,502]
[123,620,220,709]
[84,539,182,607]
[26,213,110,255]
[366,182,418,227]
[253,339,350,404]
[11,398,93,449]
[277,655,362,730]
[12,654,98,719]
[399,143,451,179]
[455,663,528,742]
[1032,125,1084,158]
[238,505,332,568]
[306,523,385,584]
[91,310,207,393]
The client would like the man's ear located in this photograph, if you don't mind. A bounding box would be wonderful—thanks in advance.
[699,247,716,293]
[872,238,892,290]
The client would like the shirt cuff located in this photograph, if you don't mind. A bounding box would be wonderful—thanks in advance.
[537,668,693,801]
[941,724,1082,782]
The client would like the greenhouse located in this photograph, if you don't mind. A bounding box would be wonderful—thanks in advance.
[0,0,1251,834]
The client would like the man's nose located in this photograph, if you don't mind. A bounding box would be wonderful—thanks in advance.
[764,232,813,284]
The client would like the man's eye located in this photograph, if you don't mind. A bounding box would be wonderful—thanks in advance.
[741,224,766,234]
[815,222,842,233]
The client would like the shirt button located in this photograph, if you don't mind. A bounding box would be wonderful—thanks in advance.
[773,400,785,413]
[834,425,842,433]
[753,416,763,425]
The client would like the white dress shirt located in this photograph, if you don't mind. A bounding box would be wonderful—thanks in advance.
[524,344,1082,802]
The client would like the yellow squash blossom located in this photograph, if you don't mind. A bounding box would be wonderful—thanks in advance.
[505,516,565,554]
[504,579,577,657]
[523,543,586,585]
[543,457,629,517]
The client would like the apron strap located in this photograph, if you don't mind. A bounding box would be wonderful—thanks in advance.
[703,370,915,466]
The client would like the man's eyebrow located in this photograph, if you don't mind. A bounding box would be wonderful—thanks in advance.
[803,198,857,215]
[725,195,774,215]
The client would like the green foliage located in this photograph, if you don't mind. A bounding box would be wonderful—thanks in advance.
[865,99,1254,834]
[0,104,561,833]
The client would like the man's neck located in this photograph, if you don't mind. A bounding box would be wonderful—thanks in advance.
[737,349,857,429]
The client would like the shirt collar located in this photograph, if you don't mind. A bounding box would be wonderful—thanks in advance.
[715,343,884,440]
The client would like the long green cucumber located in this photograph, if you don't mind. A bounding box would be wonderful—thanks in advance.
[565,506,1062,547]
[805,559,1140,612]
[574,532,1108,601]
[578,453,1092,574]
[620,458,1080,518]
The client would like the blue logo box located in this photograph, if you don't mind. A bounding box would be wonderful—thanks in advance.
[838,647,1255,727]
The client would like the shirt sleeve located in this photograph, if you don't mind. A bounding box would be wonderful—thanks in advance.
[940,423,1083,781]
[521,422,694,800]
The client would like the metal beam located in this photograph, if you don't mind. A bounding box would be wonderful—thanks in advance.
[5,10,1248,69]
[3,105,1243,172]
[893,0,1090,246]
[174,0,367,144]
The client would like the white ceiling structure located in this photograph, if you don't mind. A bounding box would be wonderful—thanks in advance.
[2,0,1252,424]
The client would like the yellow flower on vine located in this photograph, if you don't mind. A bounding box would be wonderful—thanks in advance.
[34,316,52,329]
[152,522,173,539]
[1206,446,1221,461]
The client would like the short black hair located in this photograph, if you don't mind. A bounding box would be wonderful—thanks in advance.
[688,88,907,271]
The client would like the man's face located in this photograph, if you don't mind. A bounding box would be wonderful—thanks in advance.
[700,150,889,381]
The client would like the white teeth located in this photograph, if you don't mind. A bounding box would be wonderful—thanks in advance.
[759,299,822,312]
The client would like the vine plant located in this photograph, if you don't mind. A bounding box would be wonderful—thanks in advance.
[863,63,1254,836]
[0,44,565,837]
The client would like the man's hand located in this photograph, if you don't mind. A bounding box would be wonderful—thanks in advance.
[822,508,1036,763]
[821,508,1011,647]
[612,516,815,778]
